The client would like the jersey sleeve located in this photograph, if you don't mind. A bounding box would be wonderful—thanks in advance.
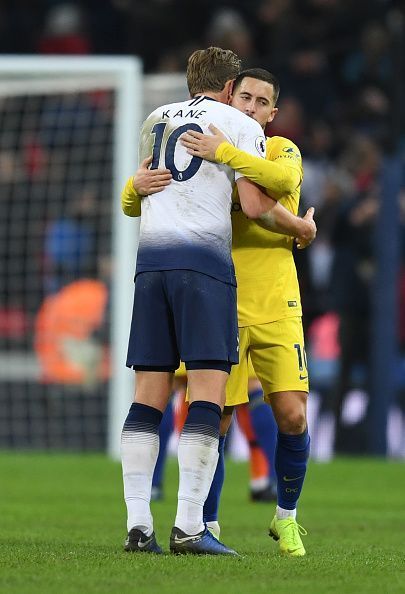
[122,113,155,217]
[138,114,156,164]
[233,119,266,182]
[216,136,302,197]
[121,176,142,217]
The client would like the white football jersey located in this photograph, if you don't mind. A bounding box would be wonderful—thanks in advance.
[136,95,266,285]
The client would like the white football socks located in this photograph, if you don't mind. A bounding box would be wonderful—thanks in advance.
[175,431,219,535]
[121,430,160,535]
[276,505,297,520]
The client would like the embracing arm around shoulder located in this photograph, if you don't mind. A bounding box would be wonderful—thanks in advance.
[217,142,301,195]
[181,124,301,195]
[236,178,316,249]
[182,124,315,248]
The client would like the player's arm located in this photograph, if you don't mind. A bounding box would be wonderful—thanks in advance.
[236,178,316,249]
[121,177,142,217]
[258,202,316,249]
[181,124,301,195]
[121,156,172,217]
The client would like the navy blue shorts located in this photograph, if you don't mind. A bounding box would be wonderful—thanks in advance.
[126,270,239,371]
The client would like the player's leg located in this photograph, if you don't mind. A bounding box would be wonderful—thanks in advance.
[251,317,310,556]
[269,391,308,496]
[150,381,190,506]
[236,404,270,497]
[173,374,188,433]
[122,371,173,553]
[122,271,179,553]
[151,369,188,500]
[151,396,174,500]
[168,271,239,555]
[175,367,228,536]
[203,406,234,539]
[249,443,271,494]
[247,377,278,501]
[202,327,250,537]
[268,390,309,556]
[171,366,239,555]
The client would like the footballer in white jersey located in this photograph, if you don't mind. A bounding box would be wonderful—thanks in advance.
[121,48,267,558]
[127,94,266,371]
[136,95,266,286]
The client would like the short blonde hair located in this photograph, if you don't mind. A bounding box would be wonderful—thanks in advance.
[187,47,241,97]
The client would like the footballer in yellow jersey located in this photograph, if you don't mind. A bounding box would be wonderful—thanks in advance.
[224,134,308,405]
[182,116,310,405]
[181,68,314,556]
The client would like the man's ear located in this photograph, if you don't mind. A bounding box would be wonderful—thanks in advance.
[268,107,278,124]
[225,79,234,105]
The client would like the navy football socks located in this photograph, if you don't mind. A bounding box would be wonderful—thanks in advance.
[152,398,174,494]
[248,388,278,483]
[275,429,310,510]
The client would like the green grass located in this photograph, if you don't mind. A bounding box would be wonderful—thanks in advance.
[1,453,404,594]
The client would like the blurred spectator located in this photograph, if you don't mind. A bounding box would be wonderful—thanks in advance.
[34,277,109,387]
[118,0,203,73]
[203,8,259,68]
[43,187,98,293]
[255,0,296,70]
[37,3,91,54]
[342,22,392,89]
[301,120,336,209]
[305,169,353,319]
[329,136,382,449]
[266,96,305,145]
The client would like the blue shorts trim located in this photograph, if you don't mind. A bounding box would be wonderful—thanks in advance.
[126,270,238,369]
[185,360,232,374]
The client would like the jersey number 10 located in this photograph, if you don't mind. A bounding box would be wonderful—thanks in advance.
[151,122,203,182]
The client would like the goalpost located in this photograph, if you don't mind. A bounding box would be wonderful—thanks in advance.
[0,56,141,457]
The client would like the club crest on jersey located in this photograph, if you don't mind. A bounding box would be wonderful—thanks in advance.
[255,136,266,157]
[282,146,300,158]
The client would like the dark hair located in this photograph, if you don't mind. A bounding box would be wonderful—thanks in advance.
[233,68,280,105]
[187,47,241,96]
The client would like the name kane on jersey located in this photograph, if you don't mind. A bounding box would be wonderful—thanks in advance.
[160,108,207,120]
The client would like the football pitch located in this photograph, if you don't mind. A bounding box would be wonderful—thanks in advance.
[1,453,404,594]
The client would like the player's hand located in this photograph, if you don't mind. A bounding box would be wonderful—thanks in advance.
[132,156,172,197]
[180,124,228,161]
[295,207,316,249]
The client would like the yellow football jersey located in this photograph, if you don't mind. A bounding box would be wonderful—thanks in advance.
[219,136,303,326]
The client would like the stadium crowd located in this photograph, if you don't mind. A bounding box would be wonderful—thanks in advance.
[0,0,404,455]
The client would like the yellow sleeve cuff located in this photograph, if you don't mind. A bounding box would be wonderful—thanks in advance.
[121,176,142,217]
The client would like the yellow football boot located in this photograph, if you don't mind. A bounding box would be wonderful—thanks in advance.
[269,515,307,557]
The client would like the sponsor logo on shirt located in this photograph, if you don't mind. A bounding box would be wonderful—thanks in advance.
[282,146,300,159]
